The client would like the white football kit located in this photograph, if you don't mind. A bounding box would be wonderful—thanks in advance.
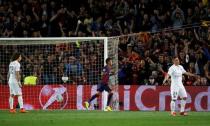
[168,64,187,100]
[8,61,22,95]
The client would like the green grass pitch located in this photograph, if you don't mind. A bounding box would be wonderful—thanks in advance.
[0,110,209,126]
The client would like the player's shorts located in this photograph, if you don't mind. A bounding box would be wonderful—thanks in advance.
[8,81,22,95]
[170,84,187,100]
[97,83,111,93]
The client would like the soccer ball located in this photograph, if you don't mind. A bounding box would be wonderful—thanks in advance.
[56,94,63,102]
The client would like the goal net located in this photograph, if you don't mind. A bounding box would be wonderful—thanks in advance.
[0,37,119,110]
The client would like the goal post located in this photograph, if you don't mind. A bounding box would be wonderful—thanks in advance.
[0,37,119,110]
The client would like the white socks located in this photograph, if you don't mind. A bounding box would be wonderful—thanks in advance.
[9,96,24,109]
[9,96,14,109]
[170,100,176,112]
[170,99,186,113]
[18,96,24,109]
[180,99,186,112]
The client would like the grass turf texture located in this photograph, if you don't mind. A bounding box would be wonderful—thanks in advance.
[0,110,209,126]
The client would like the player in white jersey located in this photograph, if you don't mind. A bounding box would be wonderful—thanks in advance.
[163,56,197,116]
[8,53,27,113]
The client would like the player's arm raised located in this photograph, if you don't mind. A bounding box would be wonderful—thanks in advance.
[181,65,199,78]
[183,72,199,78]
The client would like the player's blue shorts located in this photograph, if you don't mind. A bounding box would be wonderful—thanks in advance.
[97,83,111,92]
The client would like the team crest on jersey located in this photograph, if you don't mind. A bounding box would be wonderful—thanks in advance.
[39,85,68,110]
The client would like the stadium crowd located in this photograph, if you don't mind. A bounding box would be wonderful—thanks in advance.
[118,28,210,86]
[0,0,210,86]
[0,42,105,85]
[0,0,210,37]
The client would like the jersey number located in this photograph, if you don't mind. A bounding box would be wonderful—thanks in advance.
[9,66,15,74]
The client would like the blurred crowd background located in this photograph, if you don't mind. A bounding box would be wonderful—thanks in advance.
[0,0,210,86]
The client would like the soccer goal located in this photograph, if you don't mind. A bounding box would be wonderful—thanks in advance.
[0,37,119,111]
